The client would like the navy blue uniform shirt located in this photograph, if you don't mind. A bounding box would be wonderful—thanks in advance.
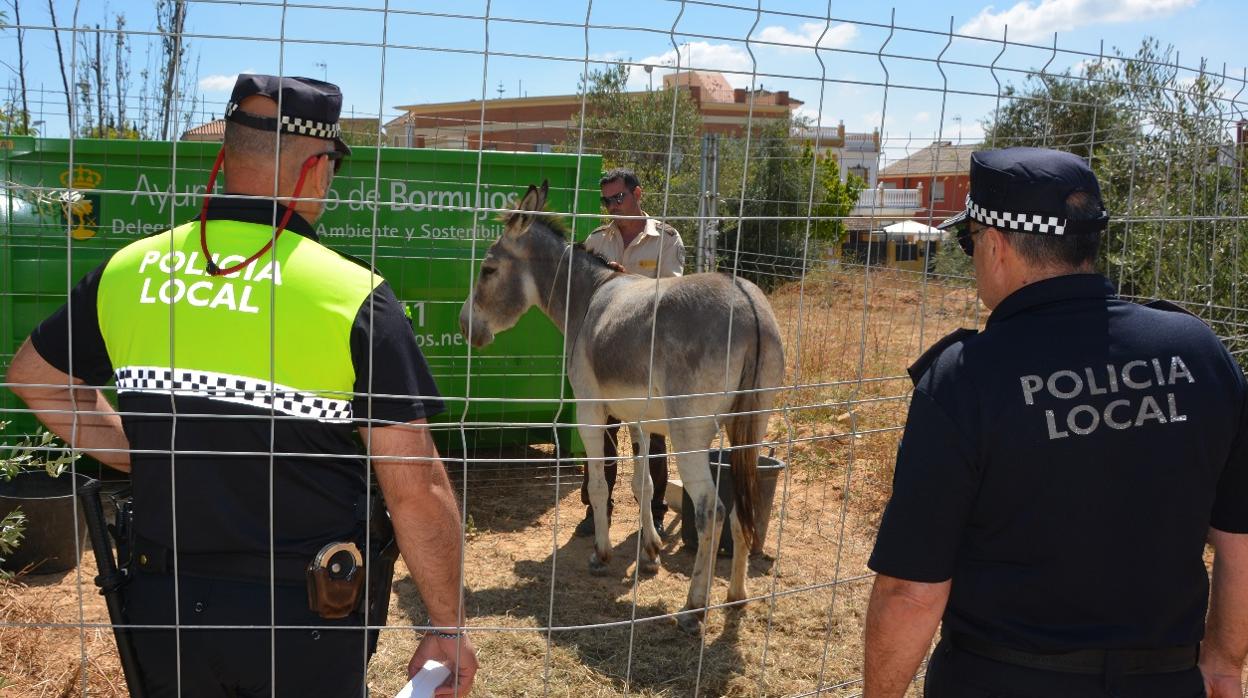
[869,273,1248,652]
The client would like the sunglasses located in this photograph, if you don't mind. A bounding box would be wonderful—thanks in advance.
[600,191,629,207]
[957,228,975,256]
[957,226,989,257]
[318,150,345,174]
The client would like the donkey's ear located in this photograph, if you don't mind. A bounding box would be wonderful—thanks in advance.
[519,183,542,212]
[506,184,540,237]
[536,180,549,211]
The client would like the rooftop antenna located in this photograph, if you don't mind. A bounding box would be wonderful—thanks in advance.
[496,81,505,99]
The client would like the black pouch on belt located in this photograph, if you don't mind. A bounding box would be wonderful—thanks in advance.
[306,542,366,619]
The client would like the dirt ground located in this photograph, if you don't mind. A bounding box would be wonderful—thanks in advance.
[0,268,992,696]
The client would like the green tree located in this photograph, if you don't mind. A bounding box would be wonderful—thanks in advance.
[719,119,807,288]
[563,62,704,243]
[803,145,864,246]
[156,0,189,140]
[983,37,1248,355]
[718,119,862,290]
[0,5,36,135]
[565,65,863,289]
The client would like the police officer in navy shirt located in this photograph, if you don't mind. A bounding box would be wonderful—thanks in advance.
[863,148,1248,697]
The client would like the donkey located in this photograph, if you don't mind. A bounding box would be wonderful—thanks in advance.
[459,182,785,635]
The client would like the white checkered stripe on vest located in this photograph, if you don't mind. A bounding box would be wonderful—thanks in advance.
[967,195,1067,236]
[115,366,353,423]
[224,101,342,140]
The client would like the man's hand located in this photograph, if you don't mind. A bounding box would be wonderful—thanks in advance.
[364,421,475,694]
[1201,528,1248,698]
[1199,663,1242,698]
[409,632,478,697]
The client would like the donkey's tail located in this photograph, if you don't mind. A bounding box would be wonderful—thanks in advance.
[728,389,763,553]
[728,284,767,553]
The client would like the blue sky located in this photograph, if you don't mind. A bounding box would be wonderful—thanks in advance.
[4,0,1246,163]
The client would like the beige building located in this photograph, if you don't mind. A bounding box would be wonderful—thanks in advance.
[383,71,804,152]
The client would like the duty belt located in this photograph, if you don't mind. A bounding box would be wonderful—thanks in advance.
[948,632,1199,676]
[132,534,308,585]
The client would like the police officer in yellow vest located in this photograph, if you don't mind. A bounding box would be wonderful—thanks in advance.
[575,168,685,537]
[6,75,477,697]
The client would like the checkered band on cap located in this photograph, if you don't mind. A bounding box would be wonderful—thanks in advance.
[225,101,342,141]
[115,365,353,423]
[967,194,1067,236]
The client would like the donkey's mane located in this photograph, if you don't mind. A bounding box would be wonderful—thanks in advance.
[503,209,570,238]
[572,242,616,270]
[510,209,615,270]
[532,212,571,238]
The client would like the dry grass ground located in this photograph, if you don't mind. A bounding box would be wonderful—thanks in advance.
[0,267,988,696]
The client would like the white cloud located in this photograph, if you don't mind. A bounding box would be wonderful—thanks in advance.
[590,50,629,63]
[958,120,987,144]
[632,41,756,90]
[756,21,858,51]
[199,70,255,92]
[798,104,828,123]
[913,111,931,124]
[628,24,856,92]
[958,0,1196,43]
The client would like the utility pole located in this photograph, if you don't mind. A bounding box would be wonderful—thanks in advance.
[696,133,720,273]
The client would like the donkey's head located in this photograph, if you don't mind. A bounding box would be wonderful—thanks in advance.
[459,181,556,348]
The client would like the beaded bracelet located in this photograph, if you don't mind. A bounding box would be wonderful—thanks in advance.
[426,625,464,640]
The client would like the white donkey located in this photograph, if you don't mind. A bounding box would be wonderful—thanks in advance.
[459,182,784,635]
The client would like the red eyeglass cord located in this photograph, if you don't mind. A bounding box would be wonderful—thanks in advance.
[198,148,321,277]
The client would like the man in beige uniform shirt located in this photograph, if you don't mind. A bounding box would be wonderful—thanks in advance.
[575,168,686,537]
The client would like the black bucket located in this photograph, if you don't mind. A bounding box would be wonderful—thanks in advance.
[0,472,93,574]
[680,449,785,556]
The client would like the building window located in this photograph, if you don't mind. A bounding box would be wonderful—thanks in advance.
[848,165,869,183]
[932,180,946,202]
[533,142,553,153]
[894,242,920,262]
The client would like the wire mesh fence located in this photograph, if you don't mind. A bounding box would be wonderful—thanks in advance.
[0,1,1246,696]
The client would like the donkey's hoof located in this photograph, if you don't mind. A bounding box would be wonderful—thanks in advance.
[725,589,748,606]
[675,609,704,636]
[749,550,775,571]
[588,554,610,577]
[639,558,660,576]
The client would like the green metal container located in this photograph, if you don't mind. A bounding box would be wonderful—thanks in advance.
[0,137,601,453]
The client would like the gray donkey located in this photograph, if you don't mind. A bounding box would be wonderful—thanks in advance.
[459,182,785,635]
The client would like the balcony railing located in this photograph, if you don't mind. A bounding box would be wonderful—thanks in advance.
[853,187,921,211]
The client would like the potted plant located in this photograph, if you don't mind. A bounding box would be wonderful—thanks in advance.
[0,422,89,575]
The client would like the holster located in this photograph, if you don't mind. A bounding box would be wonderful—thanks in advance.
[361,493,398,656]
[306,541,365,619]
[109,488,136,573]
[305,490,399,627]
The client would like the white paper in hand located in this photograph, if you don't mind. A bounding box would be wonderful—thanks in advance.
[394,660,452,698]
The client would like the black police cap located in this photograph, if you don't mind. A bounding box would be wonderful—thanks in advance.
[938,147,1108,236]
[224,74,351,157]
